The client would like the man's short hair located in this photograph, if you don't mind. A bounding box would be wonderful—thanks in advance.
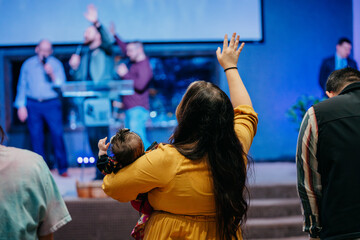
[326,67,360,93]
[337,37,352,46]
[38,39,52,48]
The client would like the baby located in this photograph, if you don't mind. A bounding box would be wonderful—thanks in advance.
[97,128,144,174]
[97,128,156,240]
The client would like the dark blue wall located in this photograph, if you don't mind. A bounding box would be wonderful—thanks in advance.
[230,0,354,160]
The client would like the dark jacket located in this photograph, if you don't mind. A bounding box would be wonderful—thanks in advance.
[313,82,360,240]
[319,56,358,92]
[71,25,114,83]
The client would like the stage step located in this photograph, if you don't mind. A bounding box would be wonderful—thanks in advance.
[244,216,305,239]
[55,184,308,239]
[249,184,299,199]
[245,184,306,239]
[248,198,302,218]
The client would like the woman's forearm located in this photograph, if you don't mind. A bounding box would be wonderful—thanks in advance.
[226,69,252,107]
[216,33,252,108]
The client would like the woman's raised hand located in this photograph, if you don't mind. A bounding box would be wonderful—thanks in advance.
[216,33,245,69]
[216,33,252,107]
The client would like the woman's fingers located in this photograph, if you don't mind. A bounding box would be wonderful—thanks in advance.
[229,32,236,48]
[219,33,243,57]
[216,47,222,59]
[223,34,228,50]
[237,42,245,56]
[234,35,240,50]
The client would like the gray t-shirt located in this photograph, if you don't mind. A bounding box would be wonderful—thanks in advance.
[0,145,71,239]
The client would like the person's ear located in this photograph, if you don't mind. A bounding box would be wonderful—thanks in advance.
[326,91,336,98]
[35,46,39,54]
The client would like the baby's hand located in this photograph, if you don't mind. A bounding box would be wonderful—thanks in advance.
[98,137,110,152]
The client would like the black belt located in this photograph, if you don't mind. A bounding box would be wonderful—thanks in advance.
[27,97,59,103]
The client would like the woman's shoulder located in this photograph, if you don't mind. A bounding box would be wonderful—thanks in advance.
[156,143,175,151]
[234,105,257,116]
[144,143,184,168]
[148,143,182,157]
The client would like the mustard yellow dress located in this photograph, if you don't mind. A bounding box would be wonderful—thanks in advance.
[103,105,258,240]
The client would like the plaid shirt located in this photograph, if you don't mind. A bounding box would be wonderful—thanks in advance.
[296,106,322,238]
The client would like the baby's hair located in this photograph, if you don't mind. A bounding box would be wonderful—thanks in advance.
[110,129,144,168]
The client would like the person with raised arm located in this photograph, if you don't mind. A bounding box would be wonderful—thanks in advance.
[68,4,114,180]
[103,33,258,240]
[109,22,153,149]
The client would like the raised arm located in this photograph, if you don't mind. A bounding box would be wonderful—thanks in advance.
[84,4,113,55]
[97,25,113,56]
[216,33,252,108]
[109,22,127,55]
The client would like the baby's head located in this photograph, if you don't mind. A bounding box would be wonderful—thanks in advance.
[110,129,144,167]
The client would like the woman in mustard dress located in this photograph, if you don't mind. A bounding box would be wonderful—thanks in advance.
[103,33,258,240]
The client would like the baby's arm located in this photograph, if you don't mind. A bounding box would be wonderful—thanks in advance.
[98,137,110,157]
[97,137,114,175]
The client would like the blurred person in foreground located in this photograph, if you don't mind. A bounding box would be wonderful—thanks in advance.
[103,33,258,240]
[14,39,69,176]
[0,126,71,239]
[297,67,360,240]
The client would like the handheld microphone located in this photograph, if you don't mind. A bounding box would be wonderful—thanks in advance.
[41,56,47,65]
[75,44,83,56]
[42,56,51,82]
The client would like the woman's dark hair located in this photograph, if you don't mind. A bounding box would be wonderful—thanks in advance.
[110,129,144,167]
[170,81,249,240]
